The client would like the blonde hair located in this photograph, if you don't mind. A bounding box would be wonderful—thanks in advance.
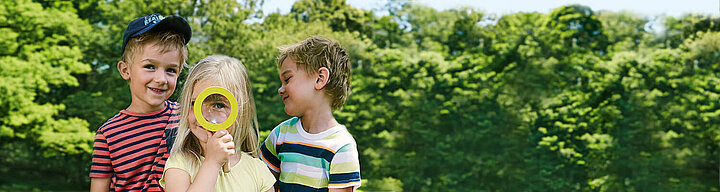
[122,31,188,66]
[170,55,260,169]
[277,35,351,110]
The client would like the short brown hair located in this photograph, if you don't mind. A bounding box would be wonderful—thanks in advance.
[122,31,188,66]
[277,36,351,110]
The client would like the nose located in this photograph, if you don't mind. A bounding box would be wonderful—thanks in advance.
[153,70,167,85]
[278,85,285,96]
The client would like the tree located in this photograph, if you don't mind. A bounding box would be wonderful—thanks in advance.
[3,1,720,191]
[545,4,608,55]
[0,0,94,188]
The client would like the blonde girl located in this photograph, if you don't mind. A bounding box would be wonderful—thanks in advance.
[160,55,275,192]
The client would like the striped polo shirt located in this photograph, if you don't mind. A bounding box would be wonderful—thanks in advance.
[260,117,361,191]
[90,100,180,191]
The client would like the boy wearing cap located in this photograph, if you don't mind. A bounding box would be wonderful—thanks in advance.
[89,14,191,192]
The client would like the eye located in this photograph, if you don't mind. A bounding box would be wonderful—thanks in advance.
[166,68,177,74]
[144,64,155,70]
[213,103,226,109]
[284,76,291,83]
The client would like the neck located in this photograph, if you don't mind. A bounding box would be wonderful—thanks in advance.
[300,105,339,134]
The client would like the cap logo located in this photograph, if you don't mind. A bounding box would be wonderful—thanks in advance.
[144,15,165,25]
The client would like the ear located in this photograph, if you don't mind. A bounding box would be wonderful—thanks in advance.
[117,60,131,80]
[314,67,330,90]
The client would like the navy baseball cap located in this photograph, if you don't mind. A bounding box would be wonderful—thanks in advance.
[120,14,192,57]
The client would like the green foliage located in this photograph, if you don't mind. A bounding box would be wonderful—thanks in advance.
[0,0,94,189]
[1,0,718,191]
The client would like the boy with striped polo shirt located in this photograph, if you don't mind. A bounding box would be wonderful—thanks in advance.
[89,14,191,192]
[260,36,361,191]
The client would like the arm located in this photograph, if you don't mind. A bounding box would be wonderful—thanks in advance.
[164,129,234,192]
[328,143,361,191]
[164,163,223,192]
[89,131,112,192]
[329,187,353,192]
[259,127,281,191]
[89,177,111,192]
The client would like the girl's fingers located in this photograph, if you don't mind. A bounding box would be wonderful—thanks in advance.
[227,141,235,149]
[213,129,228,138]
[220,133,233,143]
[226,147,236,155]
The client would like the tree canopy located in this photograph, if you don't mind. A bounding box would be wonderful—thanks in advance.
[1,0,718,191]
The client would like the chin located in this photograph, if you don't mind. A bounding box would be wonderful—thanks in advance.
[284,108,297,117]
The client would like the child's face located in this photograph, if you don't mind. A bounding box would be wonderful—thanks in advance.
[188,79,234,142]
[278,57,317,117]
[120,40,181,112]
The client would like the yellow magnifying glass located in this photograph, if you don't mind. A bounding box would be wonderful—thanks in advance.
[193,86,237,173]
[193,86,238,132]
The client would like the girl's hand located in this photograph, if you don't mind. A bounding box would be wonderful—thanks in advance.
[204,129,235,166]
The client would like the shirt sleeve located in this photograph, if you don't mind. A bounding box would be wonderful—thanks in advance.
[256,157,278,192]
[259,127,281,172]
[89,131,113,178]
[328,143,361,189]
[159,153,189,188]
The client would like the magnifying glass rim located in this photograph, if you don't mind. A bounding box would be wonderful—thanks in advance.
[193,86,239,132]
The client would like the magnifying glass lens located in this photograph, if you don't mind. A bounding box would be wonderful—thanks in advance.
[201,94,231,124]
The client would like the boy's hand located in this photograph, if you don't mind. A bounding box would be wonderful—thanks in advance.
[205,129,235,166]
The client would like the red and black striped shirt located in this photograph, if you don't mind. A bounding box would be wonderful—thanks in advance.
[90,100,179,191]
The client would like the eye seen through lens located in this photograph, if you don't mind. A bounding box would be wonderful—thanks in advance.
[200,94,231,124]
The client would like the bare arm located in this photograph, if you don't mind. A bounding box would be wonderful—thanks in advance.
[328,187,353,192]
[89,177,111,192]
[163,168,191,192]
[164,162,223,192]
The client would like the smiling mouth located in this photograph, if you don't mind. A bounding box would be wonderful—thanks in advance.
[149,87,166,94]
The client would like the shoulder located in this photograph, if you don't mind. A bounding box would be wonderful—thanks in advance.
[167,101,180,110]
[243,153,268,168]
[319,126,357,155]
[167,100,179,106]
[278,117,299,127]
[329,125,358,146]
[165,100,180,117]
[96,111,127,133]
[270,117,300,134]
[165,152,190,171]
[240,153,274,175]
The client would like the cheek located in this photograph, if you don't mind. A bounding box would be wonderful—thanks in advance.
[169,74,179,86]
[187,114,201,135]
[135,70,152,81]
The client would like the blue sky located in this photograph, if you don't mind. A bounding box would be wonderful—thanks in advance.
[262,0,718,17]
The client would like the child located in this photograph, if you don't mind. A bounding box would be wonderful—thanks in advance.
[90,14,192,191]
[260,36,362,191]
[89,14,191,192]
[160,55,276,192]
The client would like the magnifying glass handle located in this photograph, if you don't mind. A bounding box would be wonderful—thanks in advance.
[222,162,230,173]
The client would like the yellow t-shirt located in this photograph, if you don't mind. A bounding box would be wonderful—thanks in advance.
[160,152,275,192]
